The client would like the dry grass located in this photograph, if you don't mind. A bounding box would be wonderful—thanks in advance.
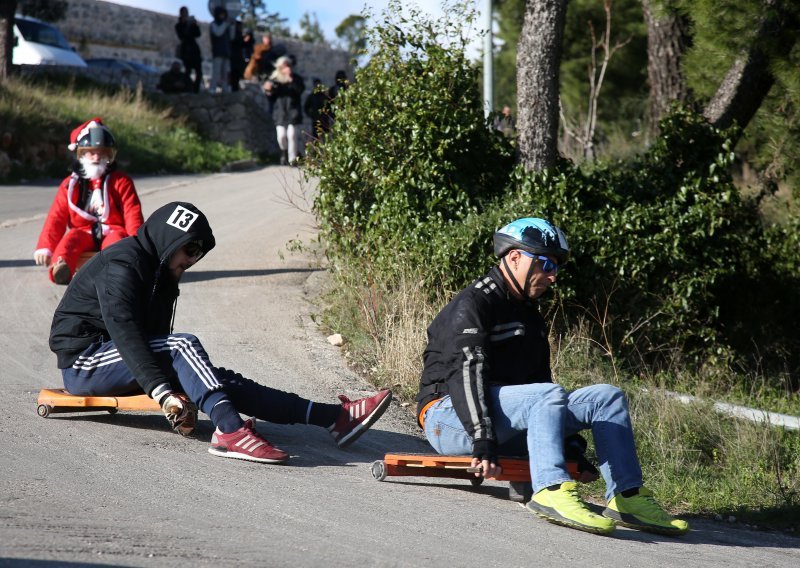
[369,276,443,400]
[1,75,171,130]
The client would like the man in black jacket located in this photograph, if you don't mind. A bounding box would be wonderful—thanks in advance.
[416,217,688,536]
[50,201,391,464]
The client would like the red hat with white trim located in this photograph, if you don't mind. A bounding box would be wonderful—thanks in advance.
[67,118,116,154]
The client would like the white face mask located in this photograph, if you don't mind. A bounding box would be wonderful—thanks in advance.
[80,157,109,180]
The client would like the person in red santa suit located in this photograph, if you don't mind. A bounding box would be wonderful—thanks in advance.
[34,118,144,285]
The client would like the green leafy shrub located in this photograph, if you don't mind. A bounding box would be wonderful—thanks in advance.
[307,1,800,385]
[305,0,514,285]
[485,108,800,381]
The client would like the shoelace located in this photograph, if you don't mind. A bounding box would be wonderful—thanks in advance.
[560,485,592,511]
[629,493,672,521]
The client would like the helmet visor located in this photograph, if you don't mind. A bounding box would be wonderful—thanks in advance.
[79,126,113,148]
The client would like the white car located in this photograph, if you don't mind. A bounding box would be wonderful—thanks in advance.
[12,14,87,67]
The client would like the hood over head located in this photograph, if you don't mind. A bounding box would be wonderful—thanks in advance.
[136,201,215,264]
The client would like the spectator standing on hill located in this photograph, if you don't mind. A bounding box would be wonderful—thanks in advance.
[264,55,305,165]
[242,28,255,66]
[48,201,393,463]
[229,19,246,92]
[493,105,516,137]
[416,217,690,537]
[209,6,233,93]
[328,70,349,100]
[243,33,287,113]
[243,33,285,82]
[323,70,349,130]
[304,78,329,137]
[175,6,202,92]
[34,118,143,285]
[255,33,287,79]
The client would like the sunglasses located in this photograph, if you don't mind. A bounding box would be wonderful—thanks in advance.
[183,241,204,259]
[518,250,558,274]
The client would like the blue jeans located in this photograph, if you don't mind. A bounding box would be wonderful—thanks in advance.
[423,383,643,500]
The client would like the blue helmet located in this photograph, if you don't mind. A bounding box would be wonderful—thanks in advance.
[493,217,570,264]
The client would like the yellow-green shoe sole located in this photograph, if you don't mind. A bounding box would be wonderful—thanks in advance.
[526,501,615,535]
[602,508,689,536]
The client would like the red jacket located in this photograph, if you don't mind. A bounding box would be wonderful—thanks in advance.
[35,170,143,256]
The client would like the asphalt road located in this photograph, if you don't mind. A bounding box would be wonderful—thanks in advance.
[1,168,798,567]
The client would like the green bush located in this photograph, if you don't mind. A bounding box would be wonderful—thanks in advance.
[307,2,800,386]
[305,0,514,285]
[484,108,800,380]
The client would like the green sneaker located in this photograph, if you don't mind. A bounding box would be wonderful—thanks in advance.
[526,481,616,535]
[603,487,690,536]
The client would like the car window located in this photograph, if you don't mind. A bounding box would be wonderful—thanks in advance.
[15,18,72,51]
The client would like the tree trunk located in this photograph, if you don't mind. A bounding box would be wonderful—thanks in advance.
[642,0,689,137]
[0,1,17,79]
[516,0,568,172]
[703,0,799,135]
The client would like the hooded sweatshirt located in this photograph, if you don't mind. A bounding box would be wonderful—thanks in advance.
[49,202,215,396]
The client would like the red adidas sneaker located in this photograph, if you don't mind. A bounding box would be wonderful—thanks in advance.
[328,389,392,448]
[208,419,289,464]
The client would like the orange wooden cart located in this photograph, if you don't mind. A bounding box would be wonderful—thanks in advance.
[36,388,160,418]
[371,453,580,502]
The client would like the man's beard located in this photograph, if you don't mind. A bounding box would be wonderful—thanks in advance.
[270,68,292,84]
[80,158,109,180]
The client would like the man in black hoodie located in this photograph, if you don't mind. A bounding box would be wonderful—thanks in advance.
[50,201,391,464]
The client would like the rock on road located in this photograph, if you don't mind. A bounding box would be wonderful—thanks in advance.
[0,168,797,567]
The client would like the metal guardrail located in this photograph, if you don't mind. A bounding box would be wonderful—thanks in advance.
[653,389,800,431]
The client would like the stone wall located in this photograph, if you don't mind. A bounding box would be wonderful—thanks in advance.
[154,84,280,156]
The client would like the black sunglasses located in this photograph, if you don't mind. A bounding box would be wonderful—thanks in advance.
[183,241,204,259]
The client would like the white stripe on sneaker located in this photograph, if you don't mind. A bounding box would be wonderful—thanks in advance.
[236,435,265,452]
[349,400,366,421]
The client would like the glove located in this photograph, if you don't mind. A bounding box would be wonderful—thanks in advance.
[564,434,599,483]
[156,391,198,437]
[471,438,497,464]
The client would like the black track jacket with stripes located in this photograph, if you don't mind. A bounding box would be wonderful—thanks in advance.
[416,266,552,457]
[49,202,215,397]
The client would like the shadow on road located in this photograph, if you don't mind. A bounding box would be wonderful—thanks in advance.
[30,415,800,548]
[182,267,322,282]
[0,560,133,568]
[37,413,428,467]
[0,259,35,268]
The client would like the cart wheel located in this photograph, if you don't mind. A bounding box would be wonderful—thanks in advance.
[469,476,484,487]
[37,404,52,418]
[371,460,387,481]
[107,408,118,415]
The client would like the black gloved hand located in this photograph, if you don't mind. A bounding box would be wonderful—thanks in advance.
[564,434,599,482]
[471,439,497,464]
